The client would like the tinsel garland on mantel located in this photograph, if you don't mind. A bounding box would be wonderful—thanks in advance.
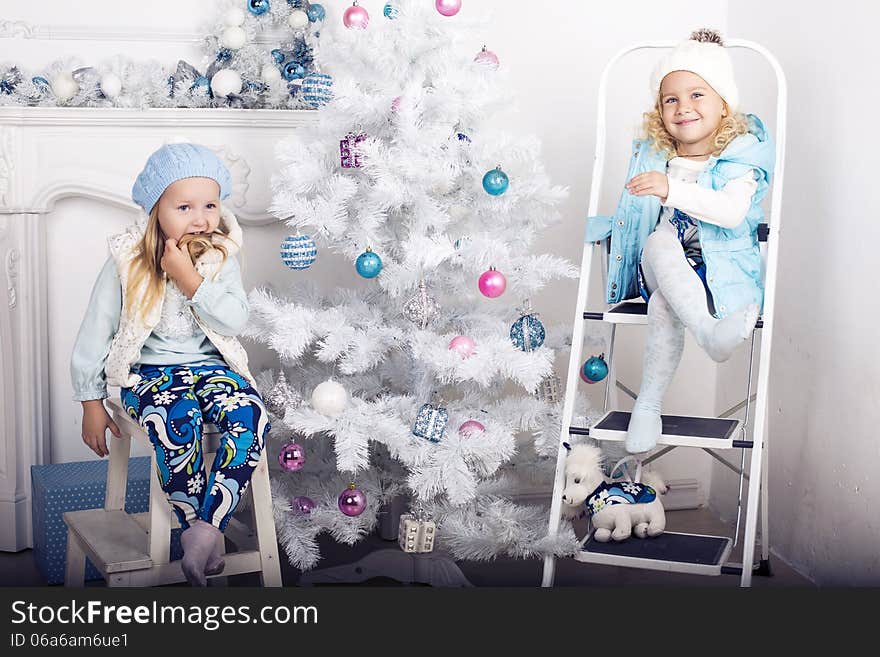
[0,0,328,110]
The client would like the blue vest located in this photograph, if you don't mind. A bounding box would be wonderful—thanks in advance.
[585,114,775,318]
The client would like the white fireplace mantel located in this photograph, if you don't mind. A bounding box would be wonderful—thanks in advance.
[0,106,316,551]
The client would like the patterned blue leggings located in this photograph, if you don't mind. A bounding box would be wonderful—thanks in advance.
[121,364,271,531]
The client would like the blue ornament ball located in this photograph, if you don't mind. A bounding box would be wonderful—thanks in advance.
[32,76,51,94]
[280,234,317,270]
[307,3,326,21]
[190,76,211,93]
[355,249,382,279]
[510,314,546,352]
[283,60,305,81]
[248,0,271,16]
[384,3,399,19]
[301,72,333,108]
[482,166,509,196]
[582,355,609,383]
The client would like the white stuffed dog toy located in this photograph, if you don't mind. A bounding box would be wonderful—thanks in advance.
[560,442,666,542]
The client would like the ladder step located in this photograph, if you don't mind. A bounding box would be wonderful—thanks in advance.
[572,410,742,449]
[576,531,732,576]
[584,302,763,329]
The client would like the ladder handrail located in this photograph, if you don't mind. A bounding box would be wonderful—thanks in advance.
[542,38,787,588]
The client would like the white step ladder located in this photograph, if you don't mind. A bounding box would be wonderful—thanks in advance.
[542,38,786,588]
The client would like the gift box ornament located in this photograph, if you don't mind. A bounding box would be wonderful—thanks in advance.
[536,374,561,404]
[339,131,367,168]
[412,401,448,443]
[398,514,436,553]
[510,300,545,352]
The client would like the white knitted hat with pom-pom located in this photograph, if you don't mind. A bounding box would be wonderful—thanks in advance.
[650,29,739,112]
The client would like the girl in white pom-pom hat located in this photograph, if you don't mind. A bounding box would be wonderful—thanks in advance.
[584,29,775,454]
[69,142,271,586]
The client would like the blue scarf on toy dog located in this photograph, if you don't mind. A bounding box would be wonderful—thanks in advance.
[586,481,657,517]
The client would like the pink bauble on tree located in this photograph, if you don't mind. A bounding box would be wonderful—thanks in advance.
[478,267,506,298]
[435,0,462,17]
[474,45,500,70]
[391,95,403,112]
[278,442,306,471]
[449,335,476,358]
[343,2,370,29]
[338,483,367,517]
[458,420,485,437]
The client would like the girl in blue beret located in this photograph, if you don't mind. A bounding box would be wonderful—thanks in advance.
[70,143,270,586]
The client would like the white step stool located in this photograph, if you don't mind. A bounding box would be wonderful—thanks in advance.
[63,398,283,587]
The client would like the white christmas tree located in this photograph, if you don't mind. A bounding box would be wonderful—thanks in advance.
[244,0,589,571]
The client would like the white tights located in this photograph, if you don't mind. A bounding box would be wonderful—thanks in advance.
[625,230,759,454]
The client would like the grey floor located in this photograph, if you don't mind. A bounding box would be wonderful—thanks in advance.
[0,507,812,587]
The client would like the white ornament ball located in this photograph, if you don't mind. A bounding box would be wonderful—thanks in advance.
[210,68,242,97]
[51,72,79,102]
[221,26,247,50]
[311,379,349,416]
[261,65,282,84]
[224,7,246,27]
[99,72,122,99]
[288,9,310,30]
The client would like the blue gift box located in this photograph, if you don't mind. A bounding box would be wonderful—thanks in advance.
[412,403,448,443]
[31,457,181,585]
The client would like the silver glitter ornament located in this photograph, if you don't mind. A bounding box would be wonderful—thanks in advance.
[402,280,441,329]
[265,370,302,416]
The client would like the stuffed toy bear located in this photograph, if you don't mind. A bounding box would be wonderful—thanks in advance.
[560,442,666,542]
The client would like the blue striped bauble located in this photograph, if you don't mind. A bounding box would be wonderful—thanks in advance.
[280,234,317,270]
[301,72,333,108]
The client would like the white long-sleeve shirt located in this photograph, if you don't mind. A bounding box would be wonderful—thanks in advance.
[659,156,757,231]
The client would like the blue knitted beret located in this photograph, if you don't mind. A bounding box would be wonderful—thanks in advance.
[131,143,232,213]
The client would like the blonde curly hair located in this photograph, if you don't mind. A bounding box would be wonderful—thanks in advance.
[642,100,750,160]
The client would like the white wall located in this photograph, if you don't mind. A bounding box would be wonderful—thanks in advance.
[4,3,730,489]
[713,1,880,585]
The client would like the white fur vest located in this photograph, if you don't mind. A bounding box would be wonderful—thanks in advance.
[104,205,256,390]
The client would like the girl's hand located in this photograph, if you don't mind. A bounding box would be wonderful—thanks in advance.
[160,238,197,282]
[81,400,121,458]
[626,172,669,202]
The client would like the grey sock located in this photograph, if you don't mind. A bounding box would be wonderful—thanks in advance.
[180,520,223,587]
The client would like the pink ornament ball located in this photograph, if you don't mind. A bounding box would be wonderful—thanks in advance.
[291,496,316,515]
[435,0,462,17]
[474,46,500,69]
[449,335,476,358]
[478,268,507,298]
[343,2,370,29]
[391,95,402,112]
[458,420,485,437]
[338,484,367,517]
[278,442,306,471]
